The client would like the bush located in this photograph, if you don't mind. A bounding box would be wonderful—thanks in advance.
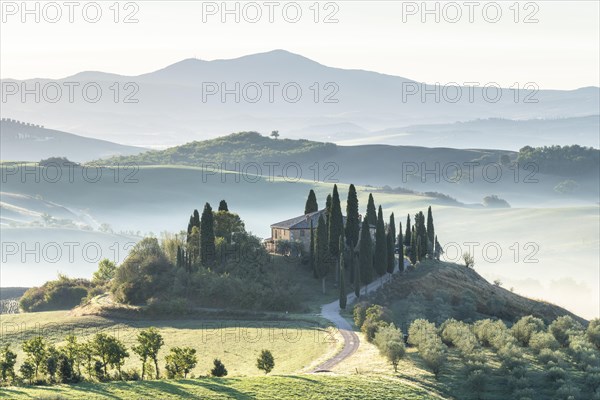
[440,319,479,359]
[211,359,228,377]
[256,350,274,375]
[353,302,368,328]
[408,319,437,347]
[556,381,581,399]
[360,304,393,342]
[588,319,600,350]
[538,349,564,365]
[19,275,91,312]
[511,316,545,346]
[529,332,560,354]
[546,366,566,383]
[550,316,583,347]
[121,368,141,381]
[373,324,406,372]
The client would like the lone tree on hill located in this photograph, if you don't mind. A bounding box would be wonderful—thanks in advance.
[270,130,279,139]
[257,350,275,374]
[304,189,319,214]
[374,206,388,282]
[200,202,216,266]
[218,200,229,212]
[345,184,360,249]
[366,193,377,226]
[359,219,373,293]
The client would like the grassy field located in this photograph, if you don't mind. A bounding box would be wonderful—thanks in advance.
[0,374,441,399]
[0,311,336,377]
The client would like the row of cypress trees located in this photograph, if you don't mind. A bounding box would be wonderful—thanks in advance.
[304,186,439,307]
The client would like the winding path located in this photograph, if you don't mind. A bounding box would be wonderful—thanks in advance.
[312,258,408,372]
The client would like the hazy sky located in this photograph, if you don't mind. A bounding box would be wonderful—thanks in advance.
[1,1,599,89]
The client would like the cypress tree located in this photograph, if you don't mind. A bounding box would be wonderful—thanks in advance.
[176,246,182,268]
[416,236,422,263]
[404,214,411,246]
[359,219,373,291]
[326,194,332,215]
[310,219,316,278]
[328,185,344,266]
[338,236,347,310]
[415,211,428,260]
[409,226,416,265]
[193,209,200,228]
[218,200,229,212]
[353,250,360,298]
[397,223,404,272]
[366,194,377,226]
[305,190,319,214]
[386,213,396,274]
[200,202,215,267]
[315,214,330,294]
[426,206,435,256]
[345,184,360,248]
[374,206,387,282]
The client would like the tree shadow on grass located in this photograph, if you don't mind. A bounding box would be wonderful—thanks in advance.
[279,375,321,384]
[182,379,254,400]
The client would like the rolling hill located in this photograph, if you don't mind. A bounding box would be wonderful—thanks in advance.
[0,119,146,162]
[2,50,598,148]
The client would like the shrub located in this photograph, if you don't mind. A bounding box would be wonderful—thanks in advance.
[360,304,393,342]
[555,381,581,399]
[165,347,197,379]
[353,302,368,328]
[569,333,600,369]
[256,350,274,375]
[529,332,560,354]
[550,316,583,347]
[121,368,140,381]
[538,349,564,365]
[373,324,406,372]
[588,319,600,350]
[20,275,91,312]
[440,319,479,359]
[546,366,566,383]
[211,359,228,377]
[511,316,545,346]
[419,336,447,378]
[585,366,600,392]
[408,319,437,347]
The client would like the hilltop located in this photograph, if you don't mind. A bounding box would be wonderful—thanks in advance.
[0,119,145,162]
[368,260,587,329]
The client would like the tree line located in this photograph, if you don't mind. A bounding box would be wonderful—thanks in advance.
[302,185,442,305]
[0,328,276,387]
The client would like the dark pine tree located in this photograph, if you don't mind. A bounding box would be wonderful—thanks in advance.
[415,211,428,260]
[374,206,387,282]
[345,184,360,249]
[218,200,229,212]
[404,214,411,247]
[359,219,373,292]
[310,219,316,278]
[397,223,404,272]
[338,236,347,310]
[386,213,396,274]
[426,206,435,256]
[326,194,332,215]
[315,214,330,294]
[305,189,319,214]
[328,185,344,275]
[193,209,200,228]
[353,250,360,298]
[366,193,377,226]
[200,202,216,267]
[409,226,417,265]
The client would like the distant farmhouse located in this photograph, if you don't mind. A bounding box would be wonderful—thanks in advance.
[265,209,376,254]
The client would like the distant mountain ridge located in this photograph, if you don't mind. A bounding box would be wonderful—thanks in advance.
[2,50,598,148]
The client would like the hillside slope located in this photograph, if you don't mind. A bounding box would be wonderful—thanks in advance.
[369,261,586,328]
[0,119,145,162]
